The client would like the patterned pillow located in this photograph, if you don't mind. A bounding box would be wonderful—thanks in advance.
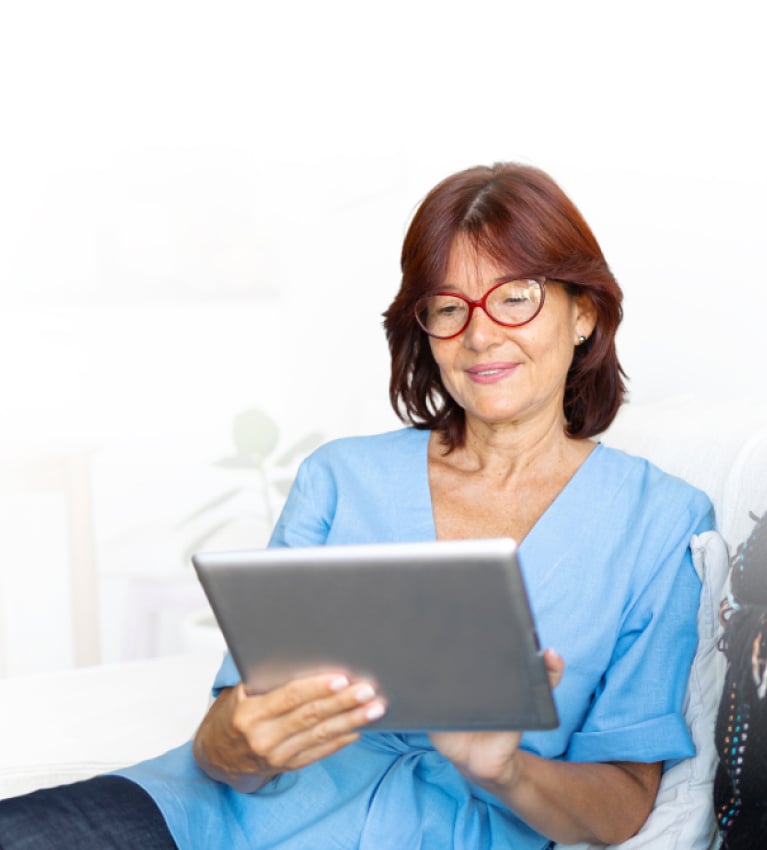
[714,510,767,847]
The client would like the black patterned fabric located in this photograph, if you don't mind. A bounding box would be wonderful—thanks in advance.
[715,510,767,847]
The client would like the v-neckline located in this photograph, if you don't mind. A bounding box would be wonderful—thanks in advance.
[417,430,603,550]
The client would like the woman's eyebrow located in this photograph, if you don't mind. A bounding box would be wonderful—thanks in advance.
[436,273,525,293]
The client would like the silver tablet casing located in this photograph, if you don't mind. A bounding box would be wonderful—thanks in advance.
[193,537,558,732]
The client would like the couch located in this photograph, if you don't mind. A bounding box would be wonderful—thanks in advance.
[2,397,767,849]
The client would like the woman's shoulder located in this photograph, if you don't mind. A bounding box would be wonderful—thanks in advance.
[305,427,430,467]
[591,442,714,522]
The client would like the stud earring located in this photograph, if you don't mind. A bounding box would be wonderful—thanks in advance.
[577,335,587,346]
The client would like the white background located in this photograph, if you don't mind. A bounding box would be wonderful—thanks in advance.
[0,0,765,674]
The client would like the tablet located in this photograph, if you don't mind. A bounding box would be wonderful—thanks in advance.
[192,537,558,732]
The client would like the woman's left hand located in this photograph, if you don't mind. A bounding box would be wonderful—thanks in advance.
[430,648,564,787]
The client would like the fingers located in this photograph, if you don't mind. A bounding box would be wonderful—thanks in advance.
[248,672,383,723]
[257,724,363,772]
[240,674,386,734]
[232,672,387,773]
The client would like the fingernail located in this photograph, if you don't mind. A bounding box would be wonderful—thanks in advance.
[329,675,350,692]
[365,701,386,720]
[354,683,376,702]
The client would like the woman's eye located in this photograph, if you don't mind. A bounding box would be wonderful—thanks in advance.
[436,303,462,316]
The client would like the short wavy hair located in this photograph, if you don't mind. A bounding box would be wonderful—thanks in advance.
[383,163,627,450]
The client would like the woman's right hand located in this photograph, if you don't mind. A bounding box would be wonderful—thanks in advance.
[192,672,387,793]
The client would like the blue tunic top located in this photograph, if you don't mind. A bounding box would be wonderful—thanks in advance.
[117,428,714,849]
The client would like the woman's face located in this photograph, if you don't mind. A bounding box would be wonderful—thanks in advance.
[428,236,596,433]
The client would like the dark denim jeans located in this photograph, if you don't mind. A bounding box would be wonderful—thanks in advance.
[0,775,178,849]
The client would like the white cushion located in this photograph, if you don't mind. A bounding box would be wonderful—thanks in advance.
[556,530,728,850]
[0,652,221,800]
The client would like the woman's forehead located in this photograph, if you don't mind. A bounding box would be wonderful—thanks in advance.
[443,234,521,284]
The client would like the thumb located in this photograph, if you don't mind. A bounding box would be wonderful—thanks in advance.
[543,648,565,689]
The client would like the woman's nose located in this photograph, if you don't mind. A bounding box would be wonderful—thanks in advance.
[462,305,505,349]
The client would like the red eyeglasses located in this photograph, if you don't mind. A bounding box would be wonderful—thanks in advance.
[414,277,547,340]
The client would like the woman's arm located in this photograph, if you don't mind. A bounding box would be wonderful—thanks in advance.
[431,649,661,845]
[474,747,660,845]
[429,741,660,846]
[193,673,386,793]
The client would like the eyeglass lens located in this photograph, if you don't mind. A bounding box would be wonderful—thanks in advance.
[416,279,543,338]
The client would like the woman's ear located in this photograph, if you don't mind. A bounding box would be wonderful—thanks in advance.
[573,292,598,344]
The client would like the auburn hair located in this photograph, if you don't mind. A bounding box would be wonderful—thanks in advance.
[382,162,626,450]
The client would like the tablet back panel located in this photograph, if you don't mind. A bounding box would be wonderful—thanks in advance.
[193,538,558,731]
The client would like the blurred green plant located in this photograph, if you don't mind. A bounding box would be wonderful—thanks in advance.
[177,407,322,562]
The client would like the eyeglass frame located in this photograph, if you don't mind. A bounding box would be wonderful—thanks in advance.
[414,276,568,340]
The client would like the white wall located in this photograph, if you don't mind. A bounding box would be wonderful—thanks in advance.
[1,0,765,674]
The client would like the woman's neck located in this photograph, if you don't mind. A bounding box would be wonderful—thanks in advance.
[452,412,578,481]
[428,415,596,543]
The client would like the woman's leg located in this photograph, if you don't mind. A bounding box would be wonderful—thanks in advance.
[0,775,178,850]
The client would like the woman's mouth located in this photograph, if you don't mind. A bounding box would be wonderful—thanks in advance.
[465,363,518,384]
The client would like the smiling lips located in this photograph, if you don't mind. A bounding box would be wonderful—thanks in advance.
[465,362,519,384]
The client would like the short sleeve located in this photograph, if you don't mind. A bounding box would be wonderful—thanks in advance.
[566,497,714,764]
[211,454,337,693]
[212,652,240,695]
[269,454,338,548]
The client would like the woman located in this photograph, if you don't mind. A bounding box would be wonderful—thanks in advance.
[0,163,713,850]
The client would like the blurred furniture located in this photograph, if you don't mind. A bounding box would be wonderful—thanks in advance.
[0,449,98,675]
